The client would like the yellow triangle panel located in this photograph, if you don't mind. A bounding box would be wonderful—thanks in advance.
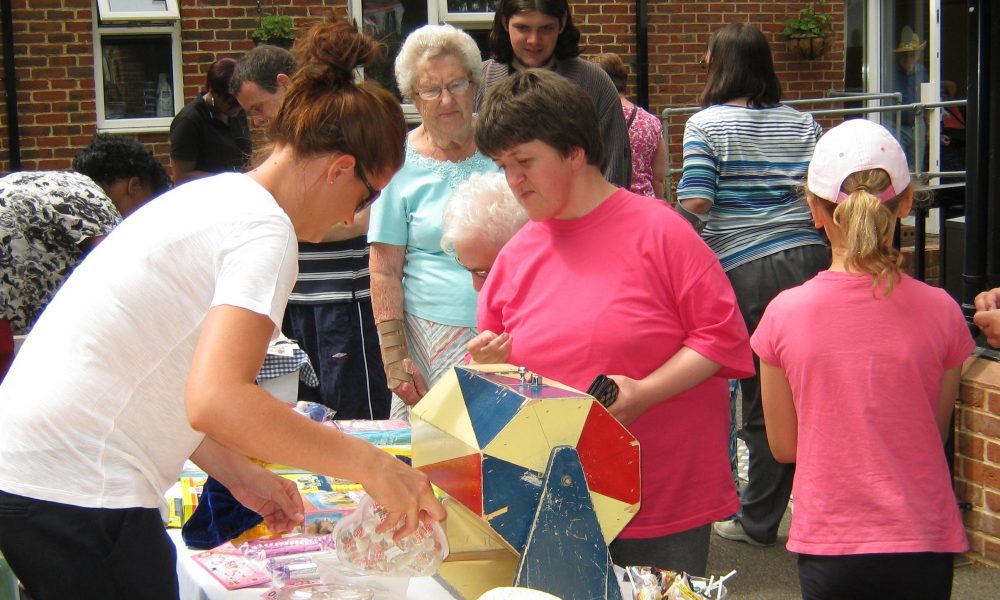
[411,417,480,469]
[412,367,480,452]
[590,491,641,544]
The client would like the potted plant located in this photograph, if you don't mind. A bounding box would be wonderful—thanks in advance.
[252,13,295,49]
[782,0,833,60]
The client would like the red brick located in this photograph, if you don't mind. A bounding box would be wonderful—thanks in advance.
[965,410,1000,438]
[963,459,1000,490]
[986,490,1000,512]
[988,442,1000,464]
[961,384,986,408]
[959,433,985,460]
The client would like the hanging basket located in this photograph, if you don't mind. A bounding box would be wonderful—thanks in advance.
[788,35,829,60]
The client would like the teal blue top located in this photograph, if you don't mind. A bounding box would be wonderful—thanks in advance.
[368,144,499,327]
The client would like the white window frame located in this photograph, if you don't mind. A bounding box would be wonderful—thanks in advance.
[437,0,495,26]
[92,3,182,133]
[96,0,180,23]
[349,0,493,123]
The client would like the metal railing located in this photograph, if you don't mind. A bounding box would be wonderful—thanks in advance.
[660,92,968,287]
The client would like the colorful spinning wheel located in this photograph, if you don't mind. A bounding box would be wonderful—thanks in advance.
[411,364,641,554]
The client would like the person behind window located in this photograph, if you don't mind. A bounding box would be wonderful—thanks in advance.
[0,16,444,598]
[472,68,753,576]
[231,43,391,420]
[754,119,972,599]
[676,22,830,550]
[368,24,500,418]
[596,52,666,199]
[169,57,252,185]
[887,26,929,170]
[474,0,631,188]
[0,134,171,340]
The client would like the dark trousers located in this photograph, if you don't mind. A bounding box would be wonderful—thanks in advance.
[609,524,711,576]
[798,552,954,600]
[0,490,179,599]
[282,298,390,420]
[726,244,830,544]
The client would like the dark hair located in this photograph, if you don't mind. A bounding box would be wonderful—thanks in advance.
[596,52,628,93]
[230,45,299,95]
[72,134,172,196]
[205,57,238,99]
[269,15,406,181]
[475,69,602,167]
[489,0,581,63]
[700,22,781,108]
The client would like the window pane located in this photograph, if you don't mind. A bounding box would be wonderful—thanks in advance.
[360,0,490,101]
[107,0,171,12]
[445,0,496,12]
[881,0,929,170]
[101,34,174,120]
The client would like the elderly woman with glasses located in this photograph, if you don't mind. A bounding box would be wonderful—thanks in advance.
[368,24,500,418]
[169,57,252,185]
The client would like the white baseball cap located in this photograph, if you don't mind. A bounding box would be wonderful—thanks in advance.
[807,119,911,204]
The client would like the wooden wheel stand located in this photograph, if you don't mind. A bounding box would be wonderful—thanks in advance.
[412,365,641,599]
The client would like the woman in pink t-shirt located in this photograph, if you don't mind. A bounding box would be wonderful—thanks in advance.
[751,119,974,599]
[470,69,754,577]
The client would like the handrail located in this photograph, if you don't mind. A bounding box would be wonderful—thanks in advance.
[660,93,970,287]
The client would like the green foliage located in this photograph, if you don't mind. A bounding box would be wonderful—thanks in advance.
[782,0,833,38]
[252,14,295,42]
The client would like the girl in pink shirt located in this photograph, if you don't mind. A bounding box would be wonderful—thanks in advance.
[751,119,973,599]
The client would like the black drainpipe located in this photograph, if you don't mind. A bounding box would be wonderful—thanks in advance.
[636,0,649,109]
[962,0,992,319]
[1,0,20,172]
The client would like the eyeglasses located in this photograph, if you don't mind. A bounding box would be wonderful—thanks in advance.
[454,255,490,280]
[355,167,381,213]
[415,79,471,101]
[698,57,709,70]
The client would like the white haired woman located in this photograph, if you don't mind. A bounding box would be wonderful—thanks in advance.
[440,172,527,293]
[369,24,500,418]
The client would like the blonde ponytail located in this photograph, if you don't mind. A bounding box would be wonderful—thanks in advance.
[818,169,905,296]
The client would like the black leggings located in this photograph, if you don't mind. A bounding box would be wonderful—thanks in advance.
[798,552,954,600]
[0,490,179,600]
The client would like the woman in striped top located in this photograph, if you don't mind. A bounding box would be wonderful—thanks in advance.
[676,22,830,549]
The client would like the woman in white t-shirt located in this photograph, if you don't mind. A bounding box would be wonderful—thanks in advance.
[0,16,445,599]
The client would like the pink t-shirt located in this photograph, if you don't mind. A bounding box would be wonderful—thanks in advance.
[479,189,754,538]
[623,101,663,198]
[751,271,974,555]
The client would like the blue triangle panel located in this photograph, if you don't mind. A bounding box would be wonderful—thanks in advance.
[456,367,526,448]
[481,455,545,553]
[514,446,621,600]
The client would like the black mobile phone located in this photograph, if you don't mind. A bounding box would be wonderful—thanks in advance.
[586,374,619,408]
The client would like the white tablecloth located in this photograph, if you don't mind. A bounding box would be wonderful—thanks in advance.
[169,529,458,600]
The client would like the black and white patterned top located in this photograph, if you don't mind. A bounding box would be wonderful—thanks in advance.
[0,171,121,334]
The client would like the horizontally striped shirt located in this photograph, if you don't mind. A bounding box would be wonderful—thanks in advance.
[676,104,826,271]
[288,236,371,304]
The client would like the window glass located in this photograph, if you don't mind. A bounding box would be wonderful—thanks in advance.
[880,0,929,170]
[444,0,496,12]
[97,0,179,21]
[100,34,175,120]
[359,0,490,101]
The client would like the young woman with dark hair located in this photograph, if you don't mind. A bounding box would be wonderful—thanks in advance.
[475,0,632,189]
[676,21,830,550]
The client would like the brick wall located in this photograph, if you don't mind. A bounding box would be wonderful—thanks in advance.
[0,0,347,175]
[0,1,846,177]
[571,1,847,184]
[956,358,1000,566]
